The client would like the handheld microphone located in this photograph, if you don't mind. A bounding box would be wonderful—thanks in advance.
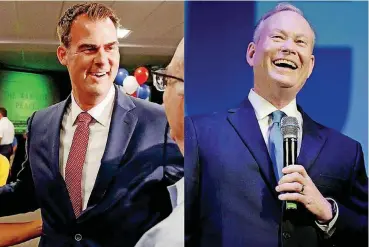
[281,116,299,210]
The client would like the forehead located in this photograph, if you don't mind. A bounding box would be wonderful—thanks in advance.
[167,59,184,78]
[167,39,184,71]
[69,14,117,45]
[262,11,314,38]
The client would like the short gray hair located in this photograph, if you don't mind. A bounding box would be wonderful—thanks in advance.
[253,3,315,44]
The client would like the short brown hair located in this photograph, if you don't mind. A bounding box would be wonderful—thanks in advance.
[57,2,120,47]
[0,107,7,117]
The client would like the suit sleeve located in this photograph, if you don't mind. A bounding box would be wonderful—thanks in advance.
[185,116,201,246]
[0,112,39,216]
[330,142,368,246]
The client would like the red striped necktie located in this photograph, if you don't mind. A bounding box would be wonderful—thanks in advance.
[65,112,93,217]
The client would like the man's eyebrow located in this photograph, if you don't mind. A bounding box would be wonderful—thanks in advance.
[77,43,97,50]
[270,28,285,33]
[105,41,119,47]
[295,34,308,39]
[77,42,119,50]
[270,29,310,40]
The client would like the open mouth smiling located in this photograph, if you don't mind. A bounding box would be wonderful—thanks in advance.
[89,71,109,78]
[273,59,298,70]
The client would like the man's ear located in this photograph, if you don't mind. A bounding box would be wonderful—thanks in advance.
[307,54,315,78]
[246,42,256,67]
[57,46,68,66]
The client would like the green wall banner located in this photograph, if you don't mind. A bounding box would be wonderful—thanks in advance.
[0,70,60,133]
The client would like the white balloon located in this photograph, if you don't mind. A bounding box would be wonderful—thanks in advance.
[123,76,139,95]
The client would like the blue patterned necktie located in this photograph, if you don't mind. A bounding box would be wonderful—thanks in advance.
[269,110,286,180]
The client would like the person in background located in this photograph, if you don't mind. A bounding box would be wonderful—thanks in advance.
[0,219,42,247]
[0,153,41,247]
[0,154,9,186]
[0,107,15,161]
[9,136,17,167]
[7,131,26,183]
[135,38,184,247]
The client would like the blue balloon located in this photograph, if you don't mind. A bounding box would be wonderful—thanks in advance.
[137,84,151,99]
[115,68,129,86]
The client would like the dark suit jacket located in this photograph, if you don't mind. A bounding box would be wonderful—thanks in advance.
[0,87,183,247]
[185,98,368,247]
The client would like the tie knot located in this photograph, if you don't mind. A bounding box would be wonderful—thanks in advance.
[77,112,93,125]
[271,110,285,124]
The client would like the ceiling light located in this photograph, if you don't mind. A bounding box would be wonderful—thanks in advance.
[117,28,131,39]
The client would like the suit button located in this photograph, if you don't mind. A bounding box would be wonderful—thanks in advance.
[75,234,82,241]
[282,232,291,239]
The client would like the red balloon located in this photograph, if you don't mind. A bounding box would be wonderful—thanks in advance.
[134,67,149,85]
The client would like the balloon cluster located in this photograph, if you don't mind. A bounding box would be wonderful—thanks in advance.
[114,66,151,100]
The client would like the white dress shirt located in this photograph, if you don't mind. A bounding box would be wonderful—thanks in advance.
[248,89,338,237]
[0,117,15,145]
[167,177,184,208]
[134,178,184,247]
[59,85,115,210]
[248,89,303,155]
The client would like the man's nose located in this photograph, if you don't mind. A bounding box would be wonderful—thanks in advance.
[280,39,297,55]
[94,48,109,65]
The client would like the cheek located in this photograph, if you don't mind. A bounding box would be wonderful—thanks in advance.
[163,91,182,121]
[70,55,91,72]
[169,100,183,130]
[300,55,312,71]
[163,91,173,117]
[255,44,274,65]
[173,97,184,121]
[110,52,120,66]
[163,90,169,104]
[298,48,312,63]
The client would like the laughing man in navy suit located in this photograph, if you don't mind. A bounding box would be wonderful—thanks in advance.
[185,3,368,247]
[0,3,183,247]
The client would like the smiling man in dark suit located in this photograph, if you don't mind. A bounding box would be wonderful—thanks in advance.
[0,3,183,247]
[185,3,368,247]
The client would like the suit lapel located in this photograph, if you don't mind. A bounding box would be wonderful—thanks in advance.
[46,96,76,218]
[226,99,328,198]
[49,96,71,176]
[80,87,138,219]
[227,99,279,197]
[297,107,327,172]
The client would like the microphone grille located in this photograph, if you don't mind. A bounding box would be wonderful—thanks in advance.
[281,116,299,138]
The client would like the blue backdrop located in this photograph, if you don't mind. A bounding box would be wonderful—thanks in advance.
[185,1,368,169]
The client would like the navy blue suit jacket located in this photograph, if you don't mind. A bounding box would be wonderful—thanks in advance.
[0,87,183,247]
[185,98,367,247]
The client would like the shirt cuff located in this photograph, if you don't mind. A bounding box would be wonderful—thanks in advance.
[315,198,339,238]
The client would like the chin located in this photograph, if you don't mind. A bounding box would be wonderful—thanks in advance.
[84,84,106,96]
[270,75,297,88]
[277,80,296,88]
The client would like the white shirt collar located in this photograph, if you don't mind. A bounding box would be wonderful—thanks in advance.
[71,85,115,126]
[167,177,184,208]
[248,89,300,121]
[176,177,184,205]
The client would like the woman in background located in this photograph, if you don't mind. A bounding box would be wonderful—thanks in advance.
[0,153,42,246]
